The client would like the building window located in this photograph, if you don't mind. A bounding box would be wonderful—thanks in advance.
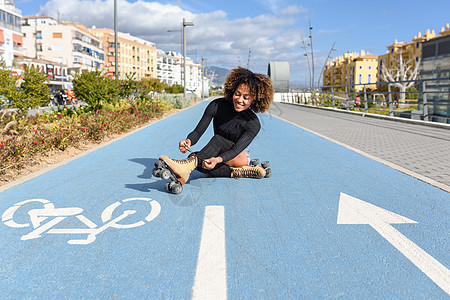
[416,42,420,48]
[359,74,362,84]
[36,31,42,39]
[73,56,82,64]
[422,44,436,59]
[369,65,371,69]
[53,32,62,39]
[368,74,371,84]
[359,66,362,69]
[438,40,450,56]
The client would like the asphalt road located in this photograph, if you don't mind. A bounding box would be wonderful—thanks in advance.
[0,100,448,298]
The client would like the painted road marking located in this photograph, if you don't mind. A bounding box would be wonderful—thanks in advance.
[2,198,161,245]
[337,193,450,295]
[192,206,227,300]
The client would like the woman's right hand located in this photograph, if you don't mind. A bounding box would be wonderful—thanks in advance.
[179,139,191,153]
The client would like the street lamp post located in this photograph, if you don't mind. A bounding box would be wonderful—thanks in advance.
[182,18,194,98]
[201,57,207,99]
[114,0,118,79]
[317,42,336,88]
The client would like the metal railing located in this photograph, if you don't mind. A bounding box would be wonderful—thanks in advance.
[280,77,450,124]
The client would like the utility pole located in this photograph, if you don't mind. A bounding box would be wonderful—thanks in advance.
[300,34,312,93]
[308,21,315,104]
[201,57,207,98]
[317,42,336,88]
[182,18,194,98]
[114,0,118,79]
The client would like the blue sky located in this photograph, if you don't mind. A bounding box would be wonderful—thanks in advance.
[15,0,450,86]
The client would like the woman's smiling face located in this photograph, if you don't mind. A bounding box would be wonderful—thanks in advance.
[232,83,253,112]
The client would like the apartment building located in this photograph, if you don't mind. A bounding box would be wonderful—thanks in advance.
[377,29,438,84]
[185,56,203,93]
[90,28,156,80]
[0,0,24,69]
[377,25,450,83]
[157,49,181,85]
[21,15,104,75]
[323,50,378,91]
[156,49,204,94]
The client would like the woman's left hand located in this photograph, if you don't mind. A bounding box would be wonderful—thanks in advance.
[202,157,223,170]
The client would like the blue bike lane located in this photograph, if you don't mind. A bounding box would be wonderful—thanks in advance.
[0,100,448,299]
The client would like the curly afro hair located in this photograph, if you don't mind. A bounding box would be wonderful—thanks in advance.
[223,67,274,113]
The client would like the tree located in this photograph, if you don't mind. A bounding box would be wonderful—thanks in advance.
[20,66,50,109]
[118,72,138,100]
[0,60,50,115]
[0,60,21,109]
[165,84,184,94]
[381,50,420,101]
[73,70,120,111]
[140,78,165,93]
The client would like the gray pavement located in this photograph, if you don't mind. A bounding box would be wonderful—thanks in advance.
[268,102,450,192]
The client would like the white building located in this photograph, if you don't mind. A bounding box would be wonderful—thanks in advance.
[0,0,24,69]
[156,49,205,94]
[185,57,203,93]
[21,15,104,75]
[157,50,181,85]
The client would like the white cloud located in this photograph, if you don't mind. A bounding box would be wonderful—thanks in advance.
[40,0,307,76]
[279,4,308,16]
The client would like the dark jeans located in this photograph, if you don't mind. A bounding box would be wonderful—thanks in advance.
[191,135,233,177]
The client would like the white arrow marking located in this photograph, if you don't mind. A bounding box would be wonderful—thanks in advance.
[337,192,450,295]
[192,206,227,300]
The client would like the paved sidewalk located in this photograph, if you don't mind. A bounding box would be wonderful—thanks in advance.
[268,102,450,192]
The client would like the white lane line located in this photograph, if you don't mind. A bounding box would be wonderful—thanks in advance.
[192,206,227,300]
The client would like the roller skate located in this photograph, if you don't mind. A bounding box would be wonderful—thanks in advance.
[231,159,272,179]
[152,155,198,194]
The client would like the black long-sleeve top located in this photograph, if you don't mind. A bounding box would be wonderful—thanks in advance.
[186,98,261,162]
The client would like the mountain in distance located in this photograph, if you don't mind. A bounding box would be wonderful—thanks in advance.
[205,66,230,86]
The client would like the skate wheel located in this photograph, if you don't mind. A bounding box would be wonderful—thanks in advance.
[264,168,272,178]
[152,168,161,177]
[164,182,171,192]
[155,160,164,168]
[261,161,270,168]
[161,169,171,180]
[250,159,260,166]
[172,183,182,194]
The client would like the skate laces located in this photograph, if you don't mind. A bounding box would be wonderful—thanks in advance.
[174,156,196,165]
[234,166,263,178]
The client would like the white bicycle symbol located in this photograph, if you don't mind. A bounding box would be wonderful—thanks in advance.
[1,197,161,245]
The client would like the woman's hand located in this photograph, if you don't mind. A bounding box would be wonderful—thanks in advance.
[202,156,223,170]
[179,139,191,153]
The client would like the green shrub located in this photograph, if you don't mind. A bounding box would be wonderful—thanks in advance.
[0,97,175,173]
[165,84,184,94]
[72,70,120,111]
[20,66,51,109]
[159,94,195,109]
[0,60,50,115]
[140,78,165,93]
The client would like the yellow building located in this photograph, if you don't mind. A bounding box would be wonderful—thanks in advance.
[89,28,157,79]
[377,24,450,83]
[323,50,378,91]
